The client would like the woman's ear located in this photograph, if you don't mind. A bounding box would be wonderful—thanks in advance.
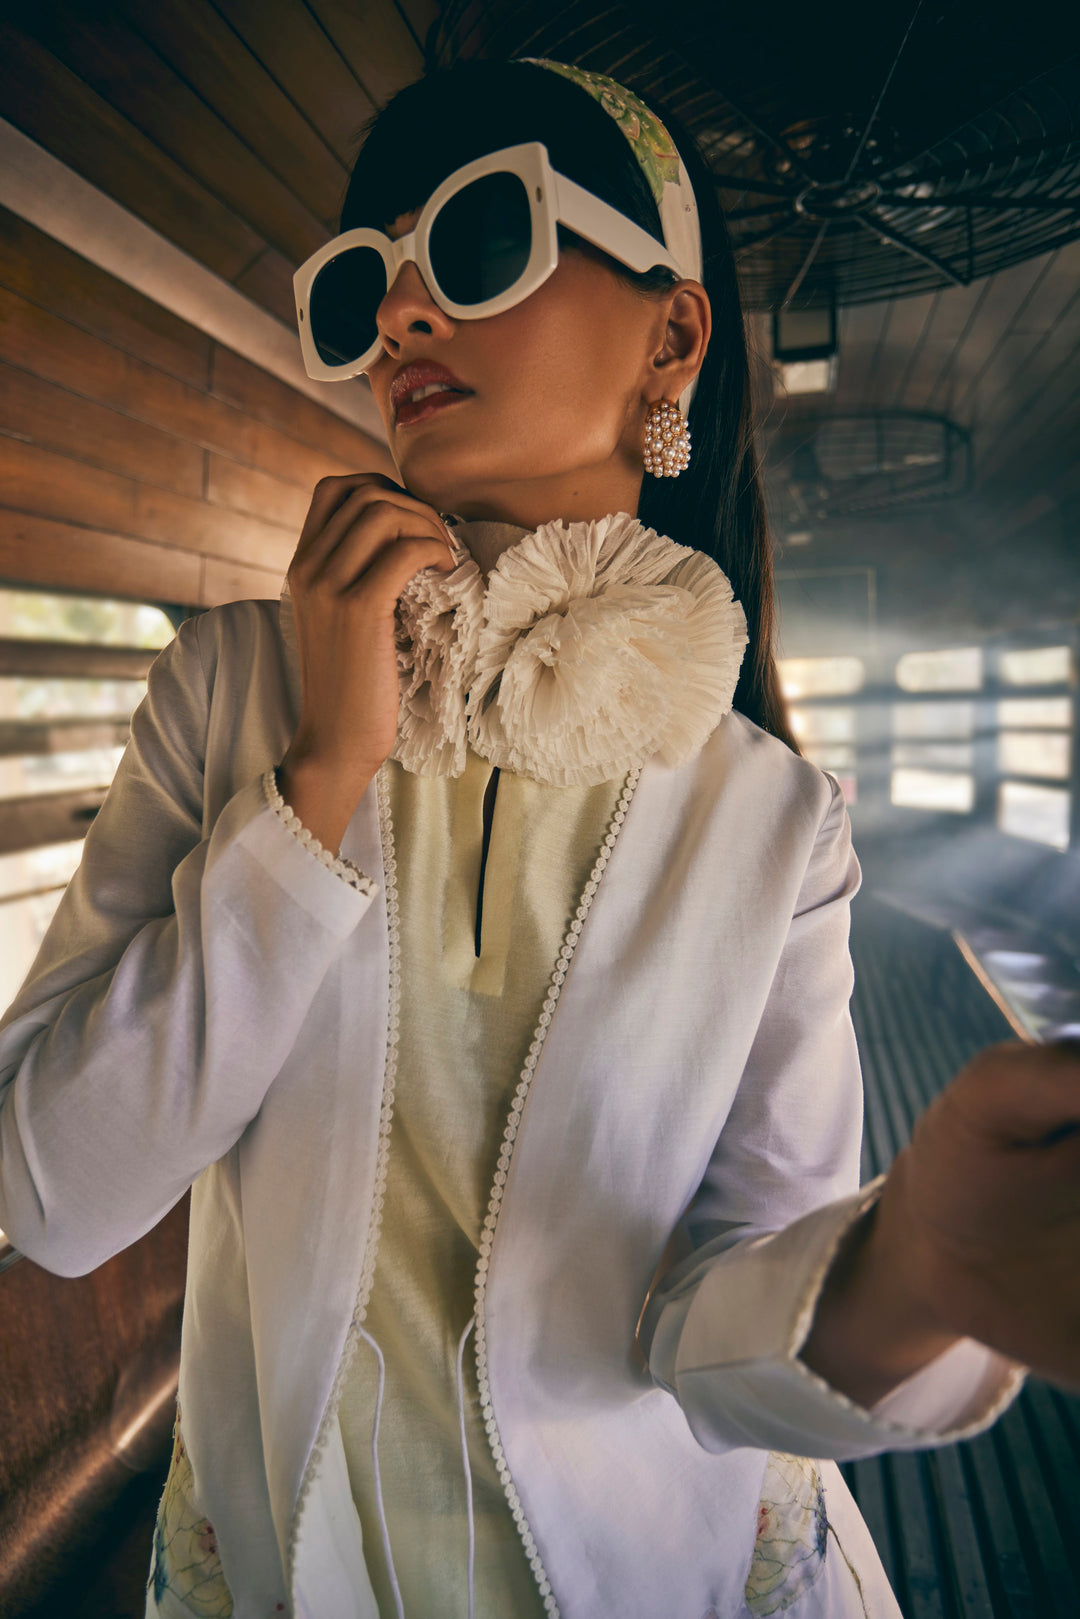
[649,281,711,402]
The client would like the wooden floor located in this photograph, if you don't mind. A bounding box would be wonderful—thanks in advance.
[843,883,1080,1618]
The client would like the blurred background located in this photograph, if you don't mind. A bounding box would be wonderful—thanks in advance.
[0,2,1077,1614]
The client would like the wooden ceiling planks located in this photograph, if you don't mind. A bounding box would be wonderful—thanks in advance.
[212,0,379,167]
[884,279,989,417]
[878,291,940,416]
[110,0,352,229]
[0,22,267,284]
[945,255,1057,424]
[307,0,426,112]
[855,296,935,418]
[11,0,330,266]
[973,282,1080,485]
[230,243,306,328]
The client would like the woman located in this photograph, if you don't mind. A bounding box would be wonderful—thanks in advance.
[0,57,1077,1619]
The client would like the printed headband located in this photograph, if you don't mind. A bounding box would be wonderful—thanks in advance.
[518,57,703,413]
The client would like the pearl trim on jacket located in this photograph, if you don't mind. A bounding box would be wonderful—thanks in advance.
[262,767,378,895]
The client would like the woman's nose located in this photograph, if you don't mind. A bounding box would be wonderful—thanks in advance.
[376,261,456,356]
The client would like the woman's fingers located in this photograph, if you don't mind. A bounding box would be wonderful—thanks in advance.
[948,1038,1080,1147]
[292,473,453,585]
[277,472,460,852]
[876,1038,1080,1387]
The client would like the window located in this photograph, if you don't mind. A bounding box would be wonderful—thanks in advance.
[999,645,1071,686]
[998,781,1070,851]
[895,646,983,692]
[997,731,1070,780]
[891,769,975,813]
[777,656,864,700]
[890,699,975,814]
[0,589,176,1010]
[779,656,864,803]
[993,642,1073,848]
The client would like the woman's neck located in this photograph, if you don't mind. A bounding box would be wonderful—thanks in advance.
[445,514,533,583]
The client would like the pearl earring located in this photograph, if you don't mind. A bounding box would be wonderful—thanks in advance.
[643,399,691,478]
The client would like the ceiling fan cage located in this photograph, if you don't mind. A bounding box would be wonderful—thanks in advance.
[430,3,1080,310]
[766,413,973,524]
[719,63,1080,310]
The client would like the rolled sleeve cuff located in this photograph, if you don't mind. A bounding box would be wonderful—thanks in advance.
[224,774,380,939]
[647,1178,1025,1460]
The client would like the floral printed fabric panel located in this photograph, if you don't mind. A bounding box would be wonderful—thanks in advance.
[150,1404,235,1617]
[744,1452,829,1615]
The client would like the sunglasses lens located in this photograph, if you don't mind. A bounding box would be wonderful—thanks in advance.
[308,244,386,367]
[429,171,533,305]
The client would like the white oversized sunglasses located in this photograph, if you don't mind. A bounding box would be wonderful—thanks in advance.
[293,141,684,382]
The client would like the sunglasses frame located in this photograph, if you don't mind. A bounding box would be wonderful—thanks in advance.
[293,141,685,382]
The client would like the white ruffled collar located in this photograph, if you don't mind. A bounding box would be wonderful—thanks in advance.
[280,511,748,789]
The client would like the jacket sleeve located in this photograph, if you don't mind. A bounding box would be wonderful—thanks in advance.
[0,613,379,1277]
[639,773,1024,1459]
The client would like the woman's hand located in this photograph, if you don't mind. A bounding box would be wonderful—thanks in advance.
[801,1039,1080,1405]
[278,473,456,851]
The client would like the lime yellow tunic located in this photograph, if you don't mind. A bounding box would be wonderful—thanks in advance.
[337,745,626,1617]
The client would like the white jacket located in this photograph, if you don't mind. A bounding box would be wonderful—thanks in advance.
[0,602,1019,1619]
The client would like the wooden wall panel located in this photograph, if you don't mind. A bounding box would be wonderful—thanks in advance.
[0,440,295,573]
[0,363,204,499]
[209,345,392,472]
[0,287,372,485]
[200,556,286,607]
[0,513,201,604]
[205,455,313,532]
[0,208,393,610]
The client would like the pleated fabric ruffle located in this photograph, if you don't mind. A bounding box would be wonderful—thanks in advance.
[280,511,749,789]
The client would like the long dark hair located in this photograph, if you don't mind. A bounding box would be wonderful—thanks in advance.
[341,59,798,753]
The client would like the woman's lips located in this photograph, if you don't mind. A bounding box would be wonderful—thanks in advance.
[395,389,474,428]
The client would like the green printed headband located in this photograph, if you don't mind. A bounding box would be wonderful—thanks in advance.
[519,61,702,281]
[519,58,703,411]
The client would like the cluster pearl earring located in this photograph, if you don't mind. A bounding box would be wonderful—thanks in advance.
[642,399,691,478]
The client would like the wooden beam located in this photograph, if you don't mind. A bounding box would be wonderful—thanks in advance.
[0,205,211,389]
[0,637,158,679]
[0,717,130,757]
[0,787,104,855]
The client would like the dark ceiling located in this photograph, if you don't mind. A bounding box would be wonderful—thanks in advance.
[0,0,1077,648]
